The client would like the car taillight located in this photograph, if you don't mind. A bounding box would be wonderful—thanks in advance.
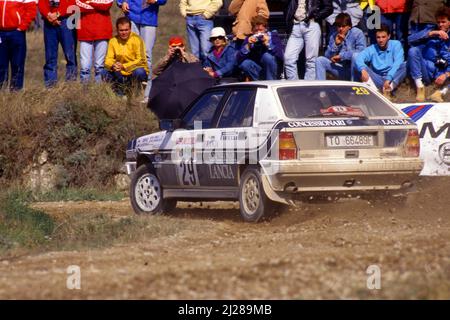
[279,132,297,160]
[404,129,420,157]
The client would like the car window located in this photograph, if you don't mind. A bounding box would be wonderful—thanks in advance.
[217,90,256,128]
[182,91,225,129]
[277,86,399,118]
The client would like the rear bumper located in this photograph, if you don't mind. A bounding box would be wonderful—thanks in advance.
[260,158,424,192]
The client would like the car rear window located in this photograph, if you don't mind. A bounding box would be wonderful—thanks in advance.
[277,86,399,118]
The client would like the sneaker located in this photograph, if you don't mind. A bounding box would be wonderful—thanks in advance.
[429,90,444,103]
[416,86,425,102]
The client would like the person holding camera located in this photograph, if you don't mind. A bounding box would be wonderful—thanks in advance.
[353,24,407,100]
[153,36,199,77]
[237,16,283,80]
[408,7,450,102]
[38,0,77,87]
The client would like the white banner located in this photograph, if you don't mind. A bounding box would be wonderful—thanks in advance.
[395,103,450,176]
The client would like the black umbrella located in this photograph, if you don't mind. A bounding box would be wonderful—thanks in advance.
[148,61,216,119]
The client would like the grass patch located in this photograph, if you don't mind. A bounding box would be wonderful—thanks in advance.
[50,213,186,251]
[0,191,55,253]
[31,188,126,202]
[0,190,187,257]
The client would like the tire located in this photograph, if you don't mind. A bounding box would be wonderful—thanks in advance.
[130,164,177,215]
[239,167,275,222]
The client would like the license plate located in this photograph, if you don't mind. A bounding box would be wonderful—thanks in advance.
[326,134,374,147]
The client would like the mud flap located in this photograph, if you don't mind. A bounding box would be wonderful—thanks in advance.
[261,174,291,205]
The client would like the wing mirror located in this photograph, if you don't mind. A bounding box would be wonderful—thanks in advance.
[159,119,182,132]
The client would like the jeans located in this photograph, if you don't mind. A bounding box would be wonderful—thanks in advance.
[356,62,407,90]
[186,15,213,63]
[102,68,148,96]
[43,18,77,87]
[408,46,440,84]
[315,54,358,81]
[131,21,156,98]
[284,21,321,80]
[0,30,26,91]
[239,52,278,80]
[80,40,108,83]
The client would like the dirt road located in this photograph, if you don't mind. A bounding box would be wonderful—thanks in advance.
[0,177,449,299]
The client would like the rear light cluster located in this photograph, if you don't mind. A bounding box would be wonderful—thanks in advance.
[404,129,420,157]
[279,132,298,160]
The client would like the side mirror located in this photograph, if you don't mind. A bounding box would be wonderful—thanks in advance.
[159,119,182,132]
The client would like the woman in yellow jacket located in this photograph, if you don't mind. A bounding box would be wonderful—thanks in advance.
[104,17,149,96]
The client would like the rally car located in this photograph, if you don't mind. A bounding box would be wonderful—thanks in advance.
[125,81,424,222]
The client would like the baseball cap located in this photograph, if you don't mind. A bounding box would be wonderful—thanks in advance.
[209,27,226,40]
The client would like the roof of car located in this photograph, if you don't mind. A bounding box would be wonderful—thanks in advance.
[214,80,371,89]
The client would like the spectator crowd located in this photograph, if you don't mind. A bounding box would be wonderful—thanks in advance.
[1,0,450,103]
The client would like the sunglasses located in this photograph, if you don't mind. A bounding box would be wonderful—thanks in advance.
[210,36,226,41]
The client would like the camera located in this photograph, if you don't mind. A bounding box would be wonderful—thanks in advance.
[435,57,448,70]
[254,32,265,41]
[173,47,182,57]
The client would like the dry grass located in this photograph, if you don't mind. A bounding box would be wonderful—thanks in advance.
[0,82,158,187]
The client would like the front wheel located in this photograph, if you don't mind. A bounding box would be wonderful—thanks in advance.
[239,167,275,222]
[130,164,177,215]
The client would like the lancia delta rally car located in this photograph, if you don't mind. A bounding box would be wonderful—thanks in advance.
[125,81,424,222]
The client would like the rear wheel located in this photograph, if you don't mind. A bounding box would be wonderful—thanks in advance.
[130,164,177,215]
[239,167,275,222]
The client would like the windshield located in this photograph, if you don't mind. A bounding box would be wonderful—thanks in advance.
[277,85,399,118]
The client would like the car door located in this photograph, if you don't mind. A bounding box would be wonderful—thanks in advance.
[157,89,227,188]
[200,88,257,188]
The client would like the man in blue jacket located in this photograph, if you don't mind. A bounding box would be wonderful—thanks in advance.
[237,16,284,80]
[118,0,167,103]
[316,12,366,81]
[408,7,450,102]
[353,24,406,100]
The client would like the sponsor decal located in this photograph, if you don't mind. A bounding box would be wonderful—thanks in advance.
[380,119,411,126]
[208,164,235,180]
[287,120,347,128]
[204,136,218,148]
[438,142,450,166]
[320,106,366,117]
[176,136,195,145]
[221,132,239,141]
[136,133,165,148]
[419,122,450,139]
[401,104,434,122]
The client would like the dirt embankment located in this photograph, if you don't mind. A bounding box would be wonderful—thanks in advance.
[0,177,449,299]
